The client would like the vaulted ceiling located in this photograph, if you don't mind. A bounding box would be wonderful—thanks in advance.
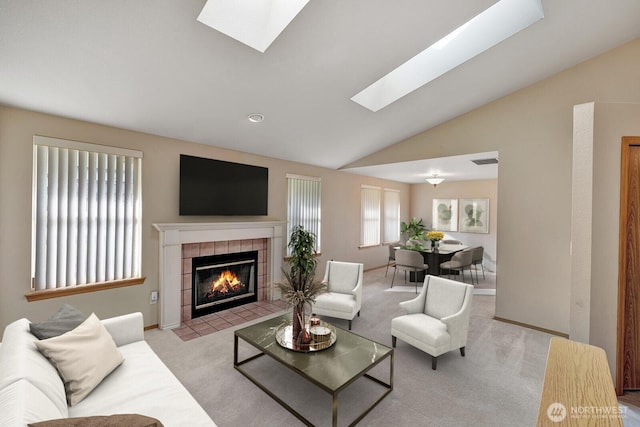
[1,0,639,182]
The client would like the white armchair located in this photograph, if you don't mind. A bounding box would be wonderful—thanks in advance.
[391,275,473,370]
[311,260,363,330]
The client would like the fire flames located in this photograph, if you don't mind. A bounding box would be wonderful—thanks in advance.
[206,270,245,298]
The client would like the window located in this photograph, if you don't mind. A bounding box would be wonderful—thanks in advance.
[360,185,381,247]
[383,189,400,243]
[361,186,401,247]
[286,174,321,255]
[30,136,143,299]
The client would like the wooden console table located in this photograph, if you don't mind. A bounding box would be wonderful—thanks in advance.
[536,337,622,426]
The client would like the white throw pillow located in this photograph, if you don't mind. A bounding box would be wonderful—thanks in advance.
[34,313,124,406]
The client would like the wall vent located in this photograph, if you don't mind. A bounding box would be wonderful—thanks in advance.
[471,158,499,165]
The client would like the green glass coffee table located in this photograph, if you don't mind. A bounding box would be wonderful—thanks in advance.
[234,314,394,426]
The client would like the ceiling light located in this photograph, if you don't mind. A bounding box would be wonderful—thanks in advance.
[197,0,311,53]
[351,0,544,112]
[248,113,264,123]
[426,175,445,187]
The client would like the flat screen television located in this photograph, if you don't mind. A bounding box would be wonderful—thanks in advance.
[179,154,268,216]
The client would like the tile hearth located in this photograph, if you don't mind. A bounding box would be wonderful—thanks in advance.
[172,299,288,341]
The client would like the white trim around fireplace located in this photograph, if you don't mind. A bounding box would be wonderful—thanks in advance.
[153,221,285,329]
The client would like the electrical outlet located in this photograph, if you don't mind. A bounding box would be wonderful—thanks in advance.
[150,291,158,304]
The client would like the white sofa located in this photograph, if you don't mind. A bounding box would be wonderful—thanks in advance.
[0,312,216,427]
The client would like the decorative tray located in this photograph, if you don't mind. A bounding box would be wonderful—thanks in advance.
[275,321,337,353]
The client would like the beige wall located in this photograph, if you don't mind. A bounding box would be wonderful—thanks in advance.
[410,179,498,271]
[587,103,640,380]
[345,38,640,336]
[0,107,410,330]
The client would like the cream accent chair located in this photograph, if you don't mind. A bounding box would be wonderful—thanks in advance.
[391,275,473,370]
[311,260,364,330]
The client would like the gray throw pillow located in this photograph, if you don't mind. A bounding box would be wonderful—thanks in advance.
[29,304,86,339]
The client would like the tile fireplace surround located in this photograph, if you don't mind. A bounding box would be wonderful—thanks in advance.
[153,221,284,329]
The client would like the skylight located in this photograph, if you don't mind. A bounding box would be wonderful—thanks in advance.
[197,0,310,53]
[351,0,544,112]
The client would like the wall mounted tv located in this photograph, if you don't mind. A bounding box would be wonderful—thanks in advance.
[179,154,268,216]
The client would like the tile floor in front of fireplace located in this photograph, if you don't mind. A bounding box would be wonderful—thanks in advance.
[172,299,289,341]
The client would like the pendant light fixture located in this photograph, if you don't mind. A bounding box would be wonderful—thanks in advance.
[426,174,444,187]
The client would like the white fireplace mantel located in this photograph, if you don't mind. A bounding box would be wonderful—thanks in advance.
[153,221,284,329]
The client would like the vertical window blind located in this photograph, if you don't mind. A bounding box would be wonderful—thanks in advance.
[286,174,321,255]
[32,136,143,291]
[383,189,400,243]
[360,185,381,247]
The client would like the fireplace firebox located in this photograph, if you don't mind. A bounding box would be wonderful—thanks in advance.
[191,250,258,318]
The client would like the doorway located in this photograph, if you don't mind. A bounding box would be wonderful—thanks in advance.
[617,136,640,393]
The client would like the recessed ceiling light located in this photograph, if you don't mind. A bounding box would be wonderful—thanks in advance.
[248,113,264,123]
[351,0,544,112]
[197,0,311,53]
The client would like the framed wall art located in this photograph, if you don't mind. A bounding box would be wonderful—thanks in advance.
[459,198,489,233]
[432,198,458,232]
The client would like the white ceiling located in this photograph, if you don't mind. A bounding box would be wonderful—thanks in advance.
[343,151,499,184]
[1,1,639,183]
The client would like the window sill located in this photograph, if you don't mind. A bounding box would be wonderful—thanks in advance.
[358,244,381,249]
[25,277,146,302]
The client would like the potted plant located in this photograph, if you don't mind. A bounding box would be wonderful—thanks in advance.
[400,217,427,241]
[276,225,327,347]
[400,217,427,250]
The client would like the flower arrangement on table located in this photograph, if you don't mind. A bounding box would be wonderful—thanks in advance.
[426,231,445,250]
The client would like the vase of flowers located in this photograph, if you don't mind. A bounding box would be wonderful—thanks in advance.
[276,225,327,349]
[426,231,444,251]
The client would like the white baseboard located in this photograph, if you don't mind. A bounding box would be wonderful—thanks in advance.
[473,288,496,295]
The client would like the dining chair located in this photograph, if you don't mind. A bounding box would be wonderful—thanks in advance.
[470,246,485,282]
[439,249,474,285]
[385,243,398,277]
[392,249,428,293]
[441,239,463,245]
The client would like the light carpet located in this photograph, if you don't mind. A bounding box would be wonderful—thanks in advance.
[145,267,633,427]
[385,285,496,296]
[387,268,496,289]
[384,285,423,293]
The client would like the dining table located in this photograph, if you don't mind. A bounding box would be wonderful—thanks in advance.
[422,243,469,276]
[394,243,469,282]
